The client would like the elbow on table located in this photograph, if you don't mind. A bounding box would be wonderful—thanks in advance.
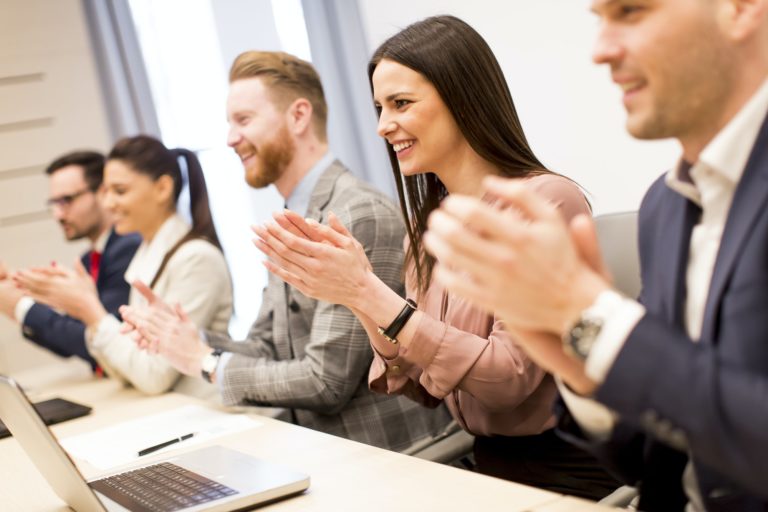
[130,373,177,396]
[310,379,358,415]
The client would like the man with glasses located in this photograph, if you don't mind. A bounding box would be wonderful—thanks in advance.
[0,151,140,372]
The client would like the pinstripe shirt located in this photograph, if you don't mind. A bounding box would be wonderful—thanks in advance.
[206,161,452,451]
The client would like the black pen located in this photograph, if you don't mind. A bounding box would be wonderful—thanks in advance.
[137,433,195,457]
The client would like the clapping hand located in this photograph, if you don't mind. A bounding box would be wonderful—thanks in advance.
[252,210,373,306]
[14,260,106,326]
[120,281,208,376]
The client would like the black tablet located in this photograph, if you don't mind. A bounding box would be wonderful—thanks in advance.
[0,397,92,439]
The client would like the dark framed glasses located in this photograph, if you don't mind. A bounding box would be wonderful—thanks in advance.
[46,188,93,209]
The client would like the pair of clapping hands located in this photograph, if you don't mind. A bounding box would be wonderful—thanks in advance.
[127,176,612,394]
[119,210,365,376]
[425,175,613,395]
[1,259,105,325]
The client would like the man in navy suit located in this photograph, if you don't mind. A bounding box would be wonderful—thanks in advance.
[0,151,140,371]
[423,0,768,510]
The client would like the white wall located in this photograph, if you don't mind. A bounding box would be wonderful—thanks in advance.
[0,0,112,374]
[357,0,680,214]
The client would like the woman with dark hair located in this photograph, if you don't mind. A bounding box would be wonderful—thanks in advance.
[17,135,232,397]
[252,16,618,498]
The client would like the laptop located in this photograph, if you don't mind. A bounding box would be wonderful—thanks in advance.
[0,375,309,511]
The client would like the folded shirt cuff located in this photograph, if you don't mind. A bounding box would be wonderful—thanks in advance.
[216,351,233,392]
[15,296,35,324]
[86,314,118,348]
[583,290,646,384]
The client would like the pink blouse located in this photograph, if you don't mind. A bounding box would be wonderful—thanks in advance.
[368,174,591,437]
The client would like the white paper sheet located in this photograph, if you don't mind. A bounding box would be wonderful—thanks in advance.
[60,405,261,470]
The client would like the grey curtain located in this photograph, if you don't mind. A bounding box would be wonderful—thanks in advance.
[81,0,161,140]
[301,0,395,198]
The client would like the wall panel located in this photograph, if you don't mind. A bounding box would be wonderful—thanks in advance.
[0,0,111,374]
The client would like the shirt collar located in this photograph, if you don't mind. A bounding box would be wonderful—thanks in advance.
[666,78,768,203]
[124,214,190,287]
[285,151,335,216]
[92,228,111,253]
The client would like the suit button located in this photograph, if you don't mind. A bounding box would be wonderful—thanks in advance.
[289,301,300,312]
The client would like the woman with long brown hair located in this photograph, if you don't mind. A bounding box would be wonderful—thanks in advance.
[252,16,618,498]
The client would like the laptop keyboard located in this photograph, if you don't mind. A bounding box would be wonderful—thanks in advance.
[90,461,238,511]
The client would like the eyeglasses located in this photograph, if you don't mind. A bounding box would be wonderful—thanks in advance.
[46,188,93,209]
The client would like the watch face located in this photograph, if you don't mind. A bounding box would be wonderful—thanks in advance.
[569,317,603,359]
[202,352,219,374]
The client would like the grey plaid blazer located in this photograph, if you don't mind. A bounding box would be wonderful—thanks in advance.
[207,161,451,451]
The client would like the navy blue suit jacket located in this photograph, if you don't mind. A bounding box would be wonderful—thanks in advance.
[21,230,140,370]
[559,110,768,511]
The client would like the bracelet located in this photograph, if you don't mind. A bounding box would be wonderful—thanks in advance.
[377,299,417,344]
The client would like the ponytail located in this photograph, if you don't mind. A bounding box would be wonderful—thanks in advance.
[173,148,222,251]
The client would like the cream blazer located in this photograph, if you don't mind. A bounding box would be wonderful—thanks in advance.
[88,214,232,397]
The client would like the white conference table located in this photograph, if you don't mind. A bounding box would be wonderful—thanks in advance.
[0,367,616,512]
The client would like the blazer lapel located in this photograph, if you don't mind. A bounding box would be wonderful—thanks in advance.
[304,160,346,222]
[700,112,768,343]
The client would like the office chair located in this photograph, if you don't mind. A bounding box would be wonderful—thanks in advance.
[594,211,640,508]
[593,211,641,298]
[403,420,474,466]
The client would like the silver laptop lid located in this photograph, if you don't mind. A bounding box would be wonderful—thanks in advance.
[0,375,106,511]
[0,375,310,512]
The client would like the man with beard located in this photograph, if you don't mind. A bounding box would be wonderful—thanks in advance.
[0,151,139,372]
[121,51,451,452]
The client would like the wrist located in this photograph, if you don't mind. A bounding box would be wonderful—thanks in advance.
[561,361,598,396]
[377,298,417,345]
[350,270,384,313]
[0,298,19,318]
[82,300,108,329]
[560,269,611,336]
[199,346,221,383]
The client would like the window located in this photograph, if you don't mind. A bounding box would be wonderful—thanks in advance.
[127,0,310,337]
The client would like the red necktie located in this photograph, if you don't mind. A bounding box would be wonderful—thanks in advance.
[89,249,105,378]
[89,250,101,283]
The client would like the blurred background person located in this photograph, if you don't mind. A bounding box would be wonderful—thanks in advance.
[0,151,139,373]
[16,135,232,398]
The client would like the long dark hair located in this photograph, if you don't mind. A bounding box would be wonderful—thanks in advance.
[107,135,222,251]
[369,15,552,297]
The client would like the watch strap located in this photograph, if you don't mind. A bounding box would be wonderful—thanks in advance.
[378,299,417,344]
[201,348,223,383]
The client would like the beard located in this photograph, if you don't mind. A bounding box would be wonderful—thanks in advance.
[60,221,87,241]
[239,124,296,189]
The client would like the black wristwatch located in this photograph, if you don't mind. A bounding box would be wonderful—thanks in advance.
[377,299,417,344]
[201,348,224,383]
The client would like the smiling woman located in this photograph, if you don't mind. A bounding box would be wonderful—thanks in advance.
[255,15,620,499]
[16,135,233,398]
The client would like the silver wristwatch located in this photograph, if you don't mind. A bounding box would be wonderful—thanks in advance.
[563,314,603,361]
[201,348,223,383]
